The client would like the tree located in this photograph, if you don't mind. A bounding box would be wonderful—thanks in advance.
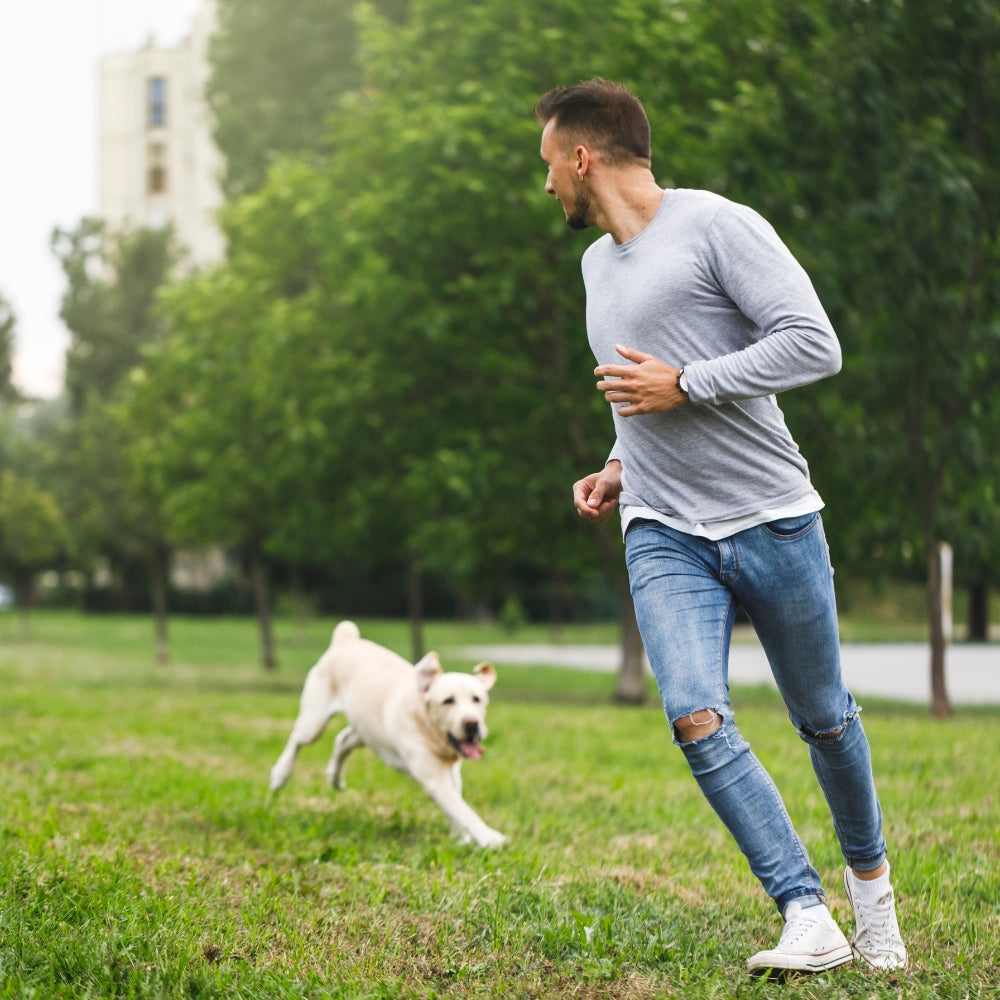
[206,0,409,198]
[187,0,825,692]
[0,292,23,404]
[179,0,1000,702]
[50,221,179,659]
[0,470,67,636]
[818,0,999,716]
[52,221,176,414]
[285,0,825,694]
[707,0,1000,714]
[950,415,1000,641]
[126,173,366,667]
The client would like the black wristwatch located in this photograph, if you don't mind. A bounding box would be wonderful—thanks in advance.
[677,367,689,396]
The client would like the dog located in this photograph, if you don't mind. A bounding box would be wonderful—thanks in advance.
[269,620,506,848]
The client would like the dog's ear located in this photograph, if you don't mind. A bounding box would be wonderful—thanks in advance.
[473,662,497,690]
[414,652,442,693]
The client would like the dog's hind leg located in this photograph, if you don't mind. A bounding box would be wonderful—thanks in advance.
[269,670,341,791]
[327,725,364,790]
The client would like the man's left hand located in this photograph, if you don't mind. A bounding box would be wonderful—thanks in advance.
[595,344,688,416]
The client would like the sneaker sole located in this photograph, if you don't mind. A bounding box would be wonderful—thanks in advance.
[850,944,909,972]
[747,945,854,979]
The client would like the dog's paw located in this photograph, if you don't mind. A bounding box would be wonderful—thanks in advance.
[325,767,347,791]
[476,830,508,850]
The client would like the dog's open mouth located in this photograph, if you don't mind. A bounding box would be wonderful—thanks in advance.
[449,734,484,760]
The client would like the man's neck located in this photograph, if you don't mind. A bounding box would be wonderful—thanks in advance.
[596,176,665,244]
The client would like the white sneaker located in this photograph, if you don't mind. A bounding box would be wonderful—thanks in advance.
[844,867,908,970]
[747,900,853,978]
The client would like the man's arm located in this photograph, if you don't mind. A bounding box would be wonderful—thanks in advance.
[684,203,841,405]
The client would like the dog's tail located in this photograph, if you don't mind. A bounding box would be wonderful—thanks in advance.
[331,620,361,647]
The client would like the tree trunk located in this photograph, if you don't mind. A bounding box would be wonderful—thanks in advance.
[967,581,989,642]
[613,577,646,704]
[586,522,647,705]
[15,573,33,641]
[547,568,572,637]
[17,607,31,642]
[149,547,170,665]
[407,552,424,662]
[928,543,952,718]
[249,543,276,670]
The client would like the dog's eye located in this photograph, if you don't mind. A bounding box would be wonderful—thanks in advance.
[472,695,481,703]
[443,696,456,705]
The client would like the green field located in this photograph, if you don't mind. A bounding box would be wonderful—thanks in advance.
[1,612,997,998]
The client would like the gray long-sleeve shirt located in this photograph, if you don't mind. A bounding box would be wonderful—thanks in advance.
[582,188,841,525]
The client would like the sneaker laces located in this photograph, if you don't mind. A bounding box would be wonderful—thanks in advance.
[778,903,826,947]
[851,886,902,950]
[846,876,906,968]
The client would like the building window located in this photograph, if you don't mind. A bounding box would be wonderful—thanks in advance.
[147,76,167,127]
[147,142,168,194]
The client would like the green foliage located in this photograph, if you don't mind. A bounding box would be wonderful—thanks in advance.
[121,162,364,566]
[102,0,990,633]
[44,221,179,605]
[17,0,998,638]
[826,0,1000,571]
[52,220,177,414]
[1,613,997,998]
[707,0,1000,589]
[0,470,67,601]
[207,0,409,198]
[0,291,21,404]
[177,0,795,613]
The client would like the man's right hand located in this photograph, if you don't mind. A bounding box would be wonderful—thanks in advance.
[572,461,623,523]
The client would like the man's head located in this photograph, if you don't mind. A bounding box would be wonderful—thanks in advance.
[535,79,651,168]
[536,79,651,230]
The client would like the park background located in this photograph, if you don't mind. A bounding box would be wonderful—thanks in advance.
[1,1,998,996]
[2,0,998,713]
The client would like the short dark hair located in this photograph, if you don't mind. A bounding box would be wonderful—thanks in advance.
[535,78,651,166]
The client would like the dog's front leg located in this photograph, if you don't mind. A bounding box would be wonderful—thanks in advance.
[419,775,506,849]
[327,726,364,789]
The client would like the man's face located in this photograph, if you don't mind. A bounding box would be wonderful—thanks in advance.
[540,119,592,230]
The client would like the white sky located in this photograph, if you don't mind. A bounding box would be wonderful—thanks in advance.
[0,0,204,399]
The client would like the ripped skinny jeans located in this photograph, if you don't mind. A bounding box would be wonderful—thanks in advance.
[625,513,887,914]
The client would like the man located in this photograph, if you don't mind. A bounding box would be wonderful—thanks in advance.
[535,78,907,977]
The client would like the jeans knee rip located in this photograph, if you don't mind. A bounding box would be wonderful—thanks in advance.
[798,705,860,743]
[673,708,727,747]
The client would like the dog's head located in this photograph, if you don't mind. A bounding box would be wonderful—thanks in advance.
[414,653,497,760]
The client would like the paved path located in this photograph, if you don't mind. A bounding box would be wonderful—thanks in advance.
[460,638,1000,706]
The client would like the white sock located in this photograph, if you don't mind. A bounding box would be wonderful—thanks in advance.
[796,894,825,912]
[849,864,892,900]
[784,896,827,919]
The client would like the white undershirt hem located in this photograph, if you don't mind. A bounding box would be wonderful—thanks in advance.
[620,488,824,541]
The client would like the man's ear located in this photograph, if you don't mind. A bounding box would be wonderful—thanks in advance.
[575,144,592,179]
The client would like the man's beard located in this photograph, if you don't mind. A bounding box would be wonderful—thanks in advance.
[565,186,593,230]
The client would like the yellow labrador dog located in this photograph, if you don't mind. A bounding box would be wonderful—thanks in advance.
[269,621,506,848]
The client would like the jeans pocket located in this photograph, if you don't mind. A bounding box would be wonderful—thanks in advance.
[762,511,819,538]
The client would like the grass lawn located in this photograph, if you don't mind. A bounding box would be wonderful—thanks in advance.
[1,611,997,998]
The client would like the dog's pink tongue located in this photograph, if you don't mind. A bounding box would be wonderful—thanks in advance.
[461,741,484,760]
